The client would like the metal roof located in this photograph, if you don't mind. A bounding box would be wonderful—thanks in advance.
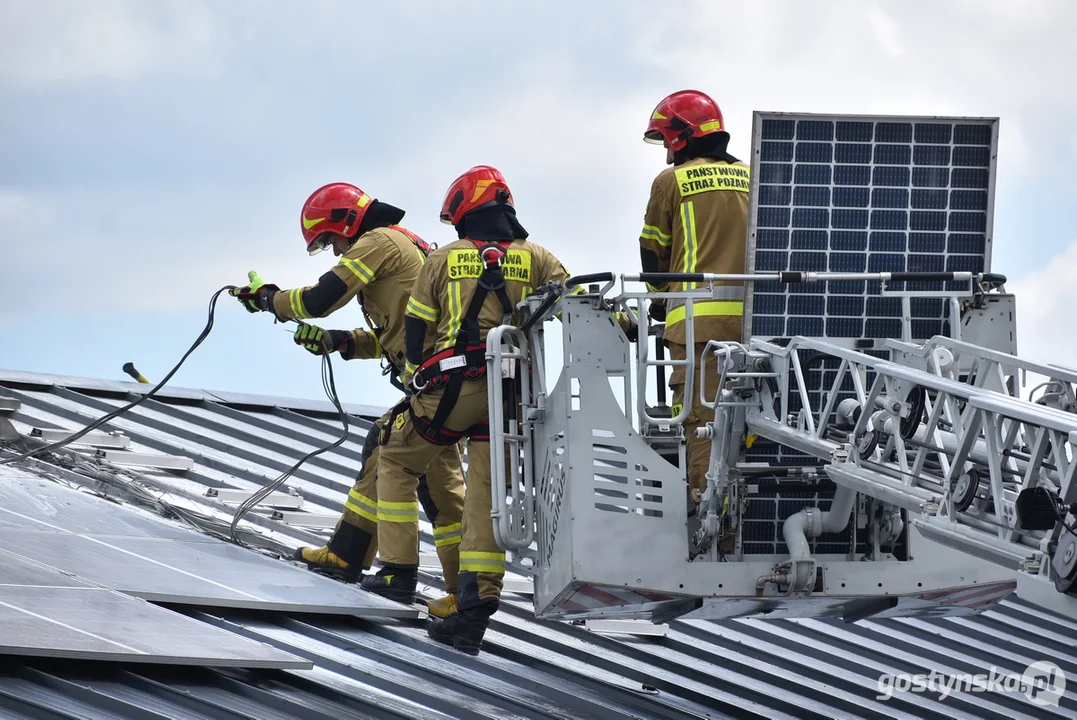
[0,367,1074,719]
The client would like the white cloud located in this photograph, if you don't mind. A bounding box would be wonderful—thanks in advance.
[1008,239,1077,372]
[868,6,905,59]
[633,0,1077,178]
[0,0,215,86]
[2,0,1077,405]
[0,191,27,217]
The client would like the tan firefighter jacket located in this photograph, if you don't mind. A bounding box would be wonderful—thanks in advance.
[639,157,751,345]
[269,225,437,370]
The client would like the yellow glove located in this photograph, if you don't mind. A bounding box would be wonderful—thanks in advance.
[231,271,281,313]
[294,324,349,356]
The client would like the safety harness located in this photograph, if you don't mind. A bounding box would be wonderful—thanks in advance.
[357,225,433,393]
[407,240,515,445]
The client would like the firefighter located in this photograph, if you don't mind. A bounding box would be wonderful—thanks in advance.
[639,89,750,502]
[369,166,633,655]
[230,183,465,616]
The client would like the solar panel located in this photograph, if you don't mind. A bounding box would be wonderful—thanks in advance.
[0,475,418,619]
[0,552,310,668]
[744,112,998,343]
[0,470,197,540]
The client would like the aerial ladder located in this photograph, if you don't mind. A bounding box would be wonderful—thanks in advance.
[485,269,1077,623]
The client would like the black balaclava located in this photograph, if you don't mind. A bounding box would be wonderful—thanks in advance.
[673,131,739,166]
[455,204,529,242]
[352,199,406,241]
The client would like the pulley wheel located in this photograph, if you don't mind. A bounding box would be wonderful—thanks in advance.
[951,468,980,512]
[857,430,879,460]
[900,386,926,440]
[1053,531,1077,594]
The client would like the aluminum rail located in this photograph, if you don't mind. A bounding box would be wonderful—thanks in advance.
[486,324,535,550]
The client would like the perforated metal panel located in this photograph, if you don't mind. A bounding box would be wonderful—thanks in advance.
[744,112,998,343]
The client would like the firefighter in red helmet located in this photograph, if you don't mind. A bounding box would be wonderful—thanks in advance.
[638,90,750,503]
[230,183,465,617]
[369,166,624,655]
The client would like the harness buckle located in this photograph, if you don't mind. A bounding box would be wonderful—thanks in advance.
[410,373,429,394]
[480,245,505,266]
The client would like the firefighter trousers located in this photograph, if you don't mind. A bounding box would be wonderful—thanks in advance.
[329,409,466,591]
[326,415,381,569]
[667,341,722,497]
[375,379,503,610]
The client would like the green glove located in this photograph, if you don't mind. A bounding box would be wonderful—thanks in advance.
[231,270,281,313]
[294,324,350,356]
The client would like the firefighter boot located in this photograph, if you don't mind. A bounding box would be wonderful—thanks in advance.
[427,598,498,656]
[292,546,361,582]
[360,563,417,604]
[425,592,458,619]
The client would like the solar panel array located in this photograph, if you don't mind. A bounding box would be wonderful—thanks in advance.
[744,113,998,343]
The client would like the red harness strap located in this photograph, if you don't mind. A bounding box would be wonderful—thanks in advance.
[412,344,488,393]
[408,240,513,446]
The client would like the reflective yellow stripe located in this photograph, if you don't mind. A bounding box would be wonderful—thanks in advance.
[641,224,672,247]
[377,498,419,523]
[433,522,462,547]
[681,201,698,289]
[460,550,505,573]
[340,257,375,284]
[406,296,439,322]
[344,490,377,523]
[377,510,419,522]
[442,282,462,350]
[404,360,417,374]
[665,300,744,326]
[288,288,309,319]
[699,120,722,133]
[645,282,669,293]
[363,330,382,357]
[379,499,418,509]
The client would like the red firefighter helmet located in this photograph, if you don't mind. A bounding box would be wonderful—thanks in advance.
[643,90,726,156]
[300,183,375,255]
[439,165,514,226]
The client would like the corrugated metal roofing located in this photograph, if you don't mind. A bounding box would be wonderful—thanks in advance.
[0,368,1074,720]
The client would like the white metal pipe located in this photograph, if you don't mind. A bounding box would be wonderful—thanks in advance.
[621,271,975,284]
[782,485,858,589]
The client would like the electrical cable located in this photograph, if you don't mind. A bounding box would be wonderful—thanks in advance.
[0,286,237,466]
[0,285,355,552]
[228,325,350,546]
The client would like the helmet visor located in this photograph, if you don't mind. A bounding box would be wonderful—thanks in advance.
[643,129,666,145]
[307,232,332,256]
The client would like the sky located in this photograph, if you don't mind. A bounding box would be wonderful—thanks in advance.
[2,0,1076,411]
